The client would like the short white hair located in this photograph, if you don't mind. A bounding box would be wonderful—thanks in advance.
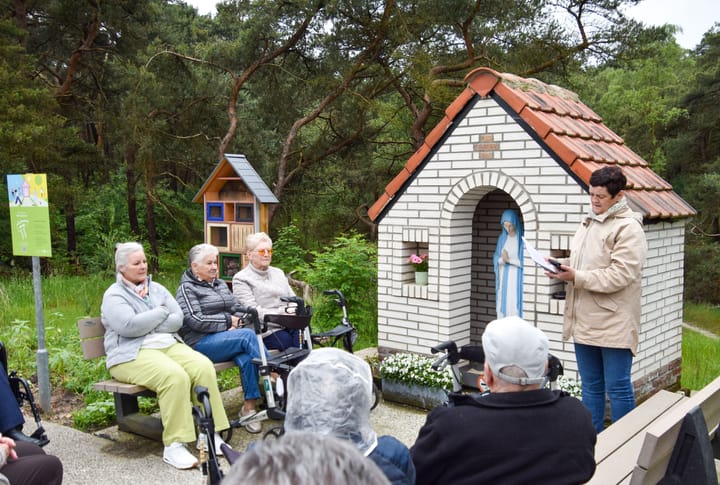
[244,232,272,252]
[114,242,144,272]
[188,243,218,265]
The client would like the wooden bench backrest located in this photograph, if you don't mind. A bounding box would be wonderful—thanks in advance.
[77,317,106,360]
[588,390,687,484]
[630,375,720,484]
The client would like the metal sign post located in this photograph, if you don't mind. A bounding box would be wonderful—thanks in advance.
[7,173,53,412]
[32,256,51,411]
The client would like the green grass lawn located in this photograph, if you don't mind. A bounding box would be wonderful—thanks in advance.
[681,327,720,391]
[683,302,720,335]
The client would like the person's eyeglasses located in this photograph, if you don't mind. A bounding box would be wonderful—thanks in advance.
[255,248,273,256]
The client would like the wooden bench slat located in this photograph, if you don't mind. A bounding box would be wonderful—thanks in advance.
[588,390,689,485]
[589,427,659,484]
[630,375,720,484]
[595,390,687,462]
[213,361,236,372]
[93,380,148,395]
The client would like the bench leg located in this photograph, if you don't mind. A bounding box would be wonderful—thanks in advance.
[114,393,163,442]
[114,393,140,420]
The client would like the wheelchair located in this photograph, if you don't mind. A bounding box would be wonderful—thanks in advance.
[0,340,50,446]
[223,292,378,442]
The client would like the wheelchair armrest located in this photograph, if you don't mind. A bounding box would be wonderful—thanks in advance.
[263,314,312,330]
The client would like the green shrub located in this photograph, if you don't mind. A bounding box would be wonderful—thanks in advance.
[272,224,308,276]
[72,400,115,430]
[301,233,378,349]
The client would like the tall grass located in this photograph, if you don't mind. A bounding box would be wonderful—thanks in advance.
[681,302,720,390]
[684,302,720,335]
[0,273,113,394]
[681,328,720,390]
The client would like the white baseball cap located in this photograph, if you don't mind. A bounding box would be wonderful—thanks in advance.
[482,316,549,386]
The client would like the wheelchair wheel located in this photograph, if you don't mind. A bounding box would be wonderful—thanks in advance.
[219,426,233,443]
[371,382,380,410]
[342,329,358,354]
[263,425,285,440]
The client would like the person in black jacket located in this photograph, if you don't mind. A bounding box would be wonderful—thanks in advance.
[0,360,46,447]
[176,243,269,433]
[410,316,596,485]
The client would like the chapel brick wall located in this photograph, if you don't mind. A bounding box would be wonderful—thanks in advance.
[377,96,684,397]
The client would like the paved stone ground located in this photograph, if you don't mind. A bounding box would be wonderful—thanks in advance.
[37,377,428,485]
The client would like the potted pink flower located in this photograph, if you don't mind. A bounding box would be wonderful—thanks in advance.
[408,253,429,284]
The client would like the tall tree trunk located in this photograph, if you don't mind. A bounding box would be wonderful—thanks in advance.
[145,158,159,273]
[64,195,77,264]
[125,147,140,237]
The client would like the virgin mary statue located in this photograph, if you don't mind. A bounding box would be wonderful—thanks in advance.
[493,209,524,318]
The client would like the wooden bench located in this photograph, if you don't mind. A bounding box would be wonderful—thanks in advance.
[77,317,235,441]
[590,375,720,484]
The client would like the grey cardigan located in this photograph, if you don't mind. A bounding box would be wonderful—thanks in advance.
[100,274,183,368]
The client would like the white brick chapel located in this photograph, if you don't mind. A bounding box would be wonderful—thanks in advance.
[368,67,696,398]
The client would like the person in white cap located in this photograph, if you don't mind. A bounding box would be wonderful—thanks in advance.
[410,316,596,485]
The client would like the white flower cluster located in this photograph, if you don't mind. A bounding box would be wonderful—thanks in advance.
[379,352,453,390]
[556,375,582,398]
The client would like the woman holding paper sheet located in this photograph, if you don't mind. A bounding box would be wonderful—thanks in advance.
[547,166,647,433]
[493,209,524,318]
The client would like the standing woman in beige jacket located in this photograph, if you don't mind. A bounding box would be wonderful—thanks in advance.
[548,166,647,433]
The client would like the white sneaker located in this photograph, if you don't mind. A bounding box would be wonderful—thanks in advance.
[197,433,229,456]
[163,442,199,470]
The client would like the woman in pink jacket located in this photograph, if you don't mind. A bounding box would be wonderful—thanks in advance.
[548,166,647,433]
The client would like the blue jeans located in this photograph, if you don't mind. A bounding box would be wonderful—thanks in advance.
[194,329,268,401]
[263,329,300,351]
[574,343,635,433]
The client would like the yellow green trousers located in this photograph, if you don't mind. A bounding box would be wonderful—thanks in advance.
[109,343,230,446]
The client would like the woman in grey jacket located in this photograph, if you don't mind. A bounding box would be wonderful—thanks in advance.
[101,242,231,470]
[176,243,268,433]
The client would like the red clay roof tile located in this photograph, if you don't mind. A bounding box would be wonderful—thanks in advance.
[424,116,452,150]
[445,89,475,120]
[369,66,695,222]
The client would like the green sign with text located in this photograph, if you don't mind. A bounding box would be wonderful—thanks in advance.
[7,173,52,257]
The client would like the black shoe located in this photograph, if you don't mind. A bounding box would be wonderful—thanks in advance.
[3,428,49,447]
[221,443,243,466]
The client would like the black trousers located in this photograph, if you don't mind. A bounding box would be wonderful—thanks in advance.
[1,441,63,485]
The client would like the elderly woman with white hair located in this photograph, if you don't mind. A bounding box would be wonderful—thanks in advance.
[232,232,299,351]
[176,243,268,433]
[101,242,230,470]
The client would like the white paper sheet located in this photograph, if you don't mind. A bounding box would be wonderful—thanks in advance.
[522,236,558,273]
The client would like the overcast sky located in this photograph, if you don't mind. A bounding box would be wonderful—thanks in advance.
[186,0,719,49]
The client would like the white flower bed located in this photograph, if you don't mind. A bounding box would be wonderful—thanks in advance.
[379,352,453,390]
[557,375,582,398]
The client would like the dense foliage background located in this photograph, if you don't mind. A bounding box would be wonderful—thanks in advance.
[1,0,718,303]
